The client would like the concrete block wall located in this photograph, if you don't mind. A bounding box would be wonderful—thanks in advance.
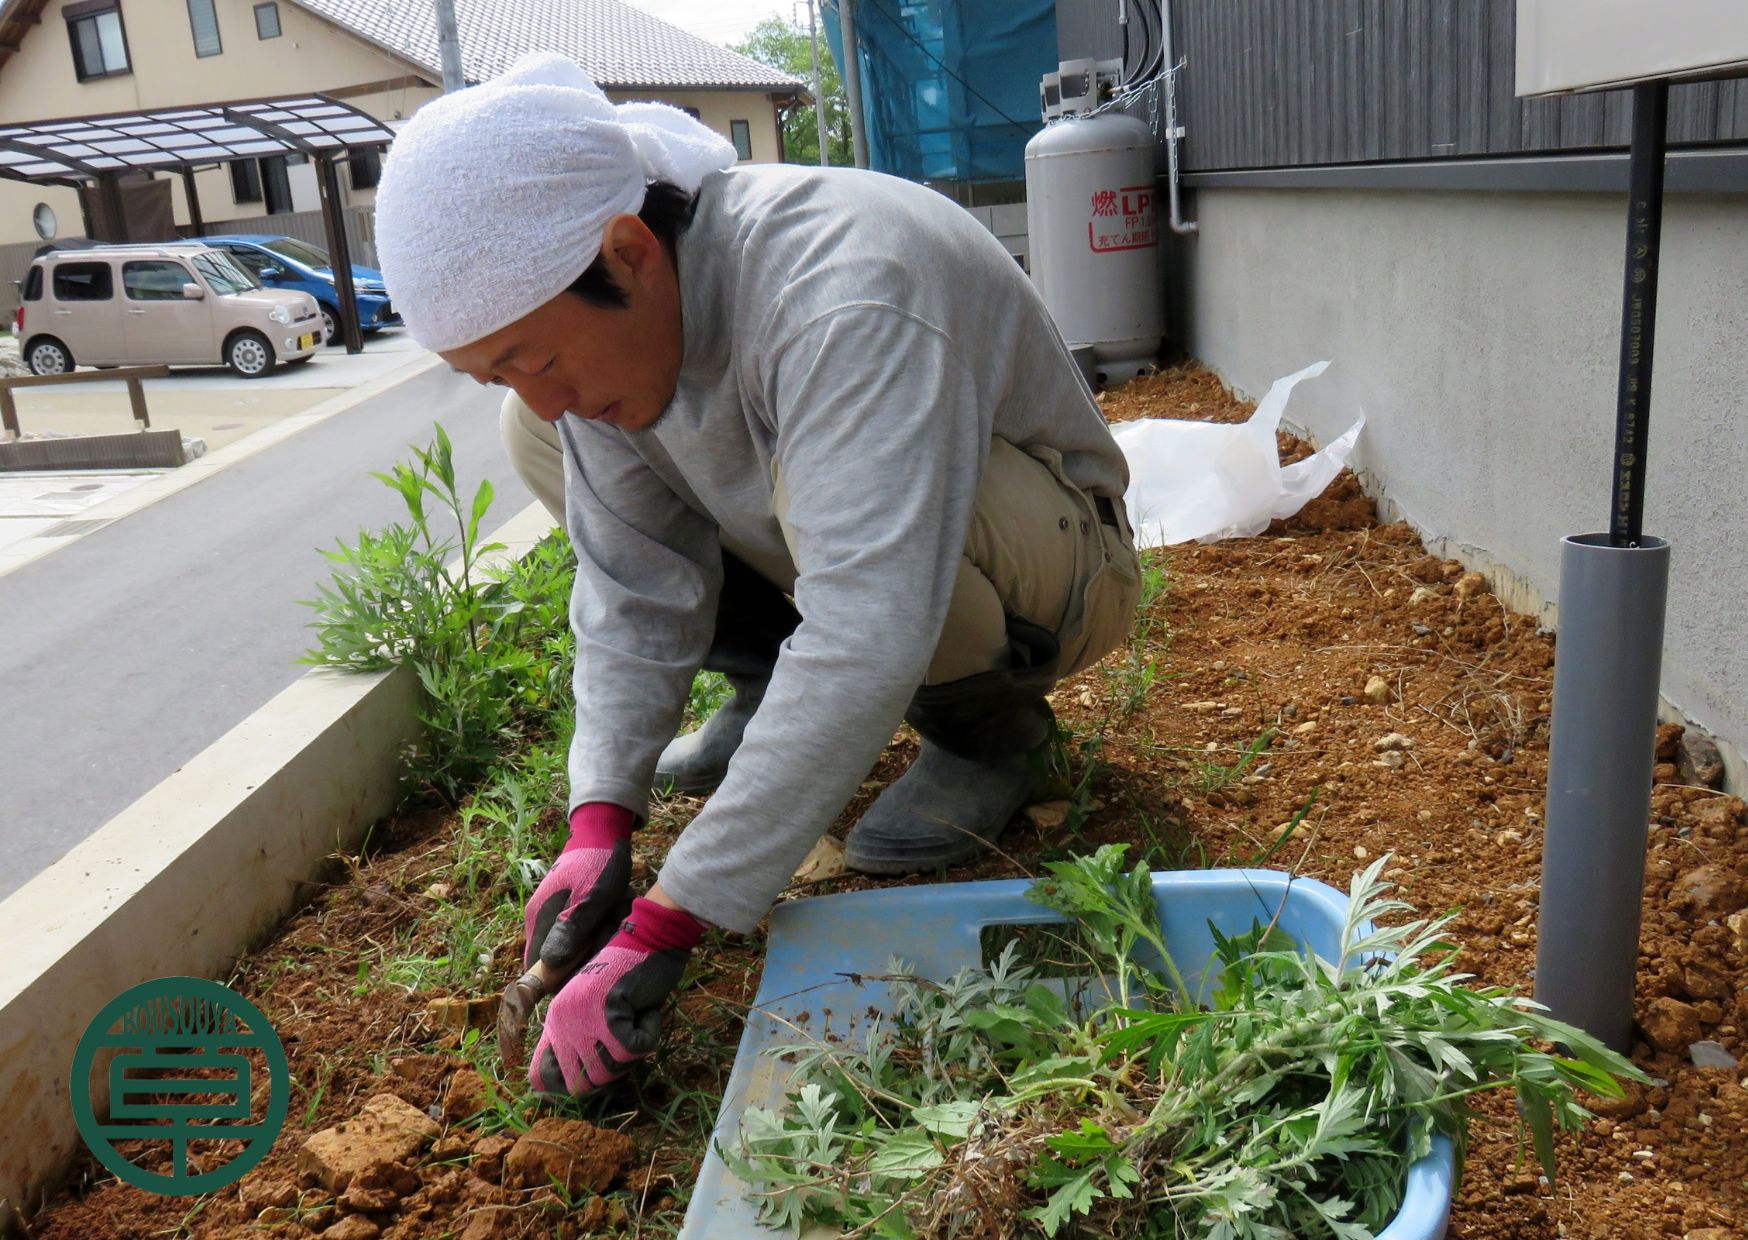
[1178,185,1748,782]
[964,202,1031,272]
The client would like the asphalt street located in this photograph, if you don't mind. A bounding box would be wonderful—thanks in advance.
[0,365,534,899]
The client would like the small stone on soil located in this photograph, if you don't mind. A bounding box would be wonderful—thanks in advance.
[1023,801,1071,831]
[1363,675,1391,703]
[1689,1041,1738,1071]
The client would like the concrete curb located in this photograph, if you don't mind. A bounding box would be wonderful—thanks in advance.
[0,500,557,1228]
[0,350,444,581]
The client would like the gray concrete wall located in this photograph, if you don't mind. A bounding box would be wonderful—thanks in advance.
[1180,186,1748,776]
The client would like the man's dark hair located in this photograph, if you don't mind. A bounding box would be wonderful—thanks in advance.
[567,180,698,309]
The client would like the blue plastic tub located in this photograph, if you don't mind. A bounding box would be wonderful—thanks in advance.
[683,869,1454,1239]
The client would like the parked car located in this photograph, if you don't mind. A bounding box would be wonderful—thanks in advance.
[203,235,400,345]
[16,243,323,378]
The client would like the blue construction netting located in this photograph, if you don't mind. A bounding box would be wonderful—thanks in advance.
[822,0,1055,184]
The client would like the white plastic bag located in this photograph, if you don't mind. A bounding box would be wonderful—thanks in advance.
[1112,360,1363,548]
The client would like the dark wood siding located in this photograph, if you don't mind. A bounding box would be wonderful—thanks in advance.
[1058,0,1748,172]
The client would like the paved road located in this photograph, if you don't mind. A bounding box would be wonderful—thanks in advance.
[0,365,535,899]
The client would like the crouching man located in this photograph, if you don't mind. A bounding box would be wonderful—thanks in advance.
[373,54,1140,1100]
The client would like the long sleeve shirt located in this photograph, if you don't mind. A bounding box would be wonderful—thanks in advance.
[558,164,1129,933]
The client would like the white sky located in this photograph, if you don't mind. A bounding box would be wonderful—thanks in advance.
[624,0,797,48]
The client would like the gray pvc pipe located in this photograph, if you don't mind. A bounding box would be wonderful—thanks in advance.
[1536,532,1671,1053]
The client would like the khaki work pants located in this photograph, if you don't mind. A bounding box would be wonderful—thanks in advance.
[501,395,1140,687]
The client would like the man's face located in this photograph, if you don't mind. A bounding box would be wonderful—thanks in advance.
[441,215,683,432]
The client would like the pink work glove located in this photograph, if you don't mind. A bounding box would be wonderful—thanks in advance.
[522,803,637,979]
[530,896,705,1098]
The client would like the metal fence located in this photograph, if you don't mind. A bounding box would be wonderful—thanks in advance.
[1,240,39,320]
[1055,0,1748,172]
[191,204,379,267]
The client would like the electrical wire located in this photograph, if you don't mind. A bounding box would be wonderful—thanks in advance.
[1122,0,1156,87]
[1124,0,1164,88]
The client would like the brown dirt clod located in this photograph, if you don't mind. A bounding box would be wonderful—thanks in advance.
[503,1117,637,1196]
[298,1094,441,1194]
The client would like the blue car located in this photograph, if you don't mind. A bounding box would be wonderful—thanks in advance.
[202,234,400,345]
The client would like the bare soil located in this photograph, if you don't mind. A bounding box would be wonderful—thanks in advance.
[27,363,1746,1240]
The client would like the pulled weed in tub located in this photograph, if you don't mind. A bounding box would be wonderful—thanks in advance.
[726,845,1641,1239]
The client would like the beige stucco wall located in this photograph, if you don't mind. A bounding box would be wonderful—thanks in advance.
[606,89,787,165]
[0,0,792,253]
[0,0,426,121]
[0,0,429,247]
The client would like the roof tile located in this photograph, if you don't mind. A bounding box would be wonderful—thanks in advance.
[289,0,803,92]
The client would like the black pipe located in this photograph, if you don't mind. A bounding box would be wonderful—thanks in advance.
[1610,80,1668,547]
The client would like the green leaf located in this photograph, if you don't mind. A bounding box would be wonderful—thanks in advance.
[909,1100,982,1139]
[1023,982,1069,1029]
[867,1130,943,1178]
[1043,1118,1117,1159]
[963,1005,1040,1049]
[467,478,495,550]
[1027,1157,1103,1237]
[1009,1053,1100,1091]
[1522,1091,1558,1185]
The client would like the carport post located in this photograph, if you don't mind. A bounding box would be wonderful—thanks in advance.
[180,167,205,237]
[314,153,364,354]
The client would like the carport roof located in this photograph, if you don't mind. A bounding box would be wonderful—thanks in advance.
[0,94,395,186]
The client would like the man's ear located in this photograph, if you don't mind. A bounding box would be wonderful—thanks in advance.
[600,214,663,291]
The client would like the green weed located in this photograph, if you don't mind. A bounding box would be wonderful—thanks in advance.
[727,848,1644,1239]
[298,426,577,803]
[1191,727,1276,796]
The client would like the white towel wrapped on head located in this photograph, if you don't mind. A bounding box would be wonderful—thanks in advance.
[374,52,737,354]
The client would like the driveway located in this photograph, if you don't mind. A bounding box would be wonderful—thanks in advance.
[0,362,541,899]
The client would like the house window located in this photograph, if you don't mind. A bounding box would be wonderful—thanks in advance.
[65,1,130,82]
[254,2,281,39]
[730,119,752,161]
[348,147,382,190]
[52,262,114,301]
[230,159,262,204]
[186,0,221,57]
[680,106,701,120]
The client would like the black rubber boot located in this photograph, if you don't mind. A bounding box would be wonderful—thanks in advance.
[845,619,1061,875]
[653,674,766,795]
[652,552,798,797]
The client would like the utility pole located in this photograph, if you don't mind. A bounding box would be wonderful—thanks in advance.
[807,0,829,166]
[434,0,465,93]
[839,0,869,168]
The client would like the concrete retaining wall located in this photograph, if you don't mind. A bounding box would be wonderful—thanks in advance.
[0,501,555,1228]
[1177,185,1748,784]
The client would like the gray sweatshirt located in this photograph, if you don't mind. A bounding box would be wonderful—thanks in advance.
[558,164,1128,933]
